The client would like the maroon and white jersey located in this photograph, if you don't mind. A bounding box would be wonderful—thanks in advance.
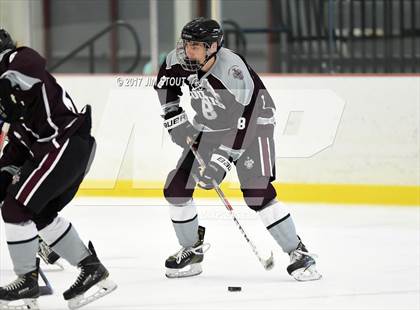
[0,47,88,168]
[155,47,275,158]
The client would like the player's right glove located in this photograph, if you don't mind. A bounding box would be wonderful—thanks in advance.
[197,151,232,190]
[163,107,198,148]
[0,170,13,202]
[0,78,26,123]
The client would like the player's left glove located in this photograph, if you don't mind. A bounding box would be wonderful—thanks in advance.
[198,150,232,190]
[163,107,198,148]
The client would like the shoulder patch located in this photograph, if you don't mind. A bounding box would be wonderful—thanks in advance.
[211,48,254,106]
[228,65,244,80]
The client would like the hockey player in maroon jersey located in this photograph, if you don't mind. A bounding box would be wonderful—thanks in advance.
[155,18,321,281]
[0,120,63,271]
[0,29,116,309]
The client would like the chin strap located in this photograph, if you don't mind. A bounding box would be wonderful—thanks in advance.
[198,42,222,70]
[201,44,222,68]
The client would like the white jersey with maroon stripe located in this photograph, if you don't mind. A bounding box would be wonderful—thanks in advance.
[155,47,276,156]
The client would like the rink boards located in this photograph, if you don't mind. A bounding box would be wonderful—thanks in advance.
[53,75,420,205]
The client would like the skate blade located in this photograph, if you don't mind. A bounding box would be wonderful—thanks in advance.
[0,298,39,310]
[291,264,322,282]
[165,263,202,278]
[67,278,117,310]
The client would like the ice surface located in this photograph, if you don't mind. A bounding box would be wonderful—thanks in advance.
[1,198,419,310]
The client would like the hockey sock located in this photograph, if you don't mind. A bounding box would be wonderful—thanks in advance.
[258,200,300,253]
[5,220,38,275]
[38,217,90,266]
[169,199,199,247]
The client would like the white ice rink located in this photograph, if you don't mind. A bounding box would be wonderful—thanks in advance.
[1,198,419,310]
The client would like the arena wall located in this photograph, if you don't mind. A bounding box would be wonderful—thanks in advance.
[55,75,420,205]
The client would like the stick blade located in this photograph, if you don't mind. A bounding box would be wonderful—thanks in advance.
[39,285,54,296]
[38,264,54,296]
[263,251,275,270]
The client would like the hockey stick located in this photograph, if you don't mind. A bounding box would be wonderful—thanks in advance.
[37,258,54,296]
[189,143,274,270]
[39,268,54,296]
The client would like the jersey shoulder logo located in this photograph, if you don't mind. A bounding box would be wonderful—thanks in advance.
[228,65,244,80]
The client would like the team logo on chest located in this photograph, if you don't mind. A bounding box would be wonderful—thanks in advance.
[244,157,254,169]
[187,74,225,120]
[187,74,201,89]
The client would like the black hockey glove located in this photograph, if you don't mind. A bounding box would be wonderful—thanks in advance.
[0,78,26,123]
[0,170,13,202]
[163,107,198,148]
[198,150,232,190]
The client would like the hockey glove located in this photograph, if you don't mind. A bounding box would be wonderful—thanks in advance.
[163,107,198,148]
[198,151,232,190]
[0,78,26,123]
[0,170,13,202]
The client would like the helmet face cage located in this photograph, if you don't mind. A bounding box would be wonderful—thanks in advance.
[176,38,213,72]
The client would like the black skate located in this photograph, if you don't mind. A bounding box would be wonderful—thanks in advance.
[0,265,40,310]
[287,238,322,281]
[38,237,64,270]
[63,242,117,310]
[165,226,210,278]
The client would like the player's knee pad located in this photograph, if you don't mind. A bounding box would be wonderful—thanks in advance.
[1,195,33,224]
[241,178,277,211]
[38,216,71,246]
[164,169,195,205]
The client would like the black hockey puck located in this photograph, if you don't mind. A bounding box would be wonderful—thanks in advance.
[228,286,242,292]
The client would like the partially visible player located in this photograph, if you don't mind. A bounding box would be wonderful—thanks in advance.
[0,28,117,309]
[155,18,321,281]
[0,121,62,270]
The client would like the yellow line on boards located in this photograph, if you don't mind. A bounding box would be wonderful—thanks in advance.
[77,180,420,206]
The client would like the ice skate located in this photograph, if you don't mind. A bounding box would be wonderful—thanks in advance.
[63,242,117,310]
[0,266,40,310]
[287,238,322,281]
[165,226,210,278]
